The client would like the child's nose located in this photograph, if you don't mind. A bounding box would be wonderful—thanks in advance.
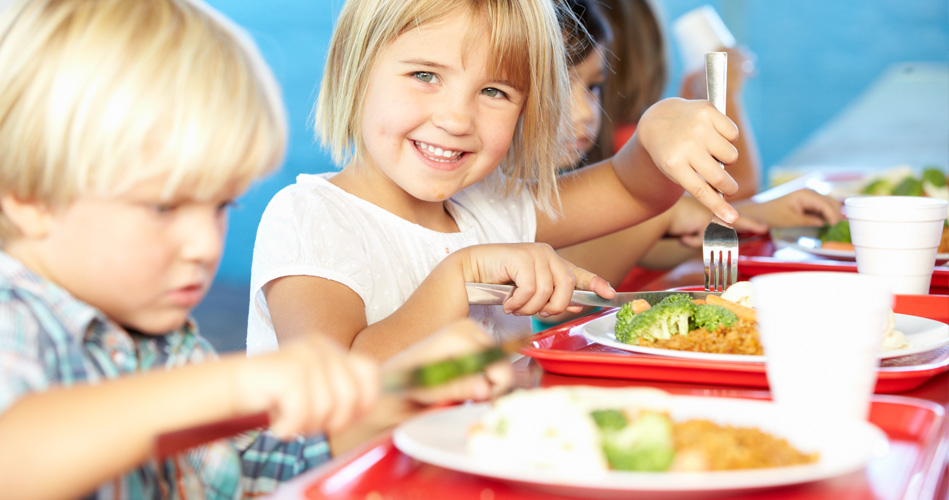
[431,96,475,135]
[572,88,596,127]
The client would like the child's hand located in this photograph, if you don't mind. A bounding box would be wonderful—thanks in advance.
[668,195,767,248]
[460,242,614,317]
[735,188,843,229]
[383,319,513,404]
[237,335,381,439]
[637,98,740,223]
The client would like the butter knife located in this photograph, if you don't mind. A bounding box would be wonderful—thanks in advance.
[465,282,721,309]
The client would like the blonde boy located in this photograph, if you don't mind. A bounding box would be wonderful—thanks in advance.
[0,0,509,498]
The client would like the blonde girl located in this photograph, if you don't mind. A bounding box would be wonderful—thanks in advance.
[248,0,741,360]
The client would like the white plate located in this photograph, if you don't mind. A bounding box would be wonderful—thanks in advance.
[580,311,949,363]
[770,226,949,265]
[393,396,888,498]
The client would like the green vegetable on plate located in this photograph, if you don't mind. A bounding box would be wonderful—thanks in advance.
[614,293,739,344]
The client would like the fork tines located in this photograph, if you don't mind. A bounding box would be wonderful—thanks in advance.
[702,218,739,292]
[703,247,737,292]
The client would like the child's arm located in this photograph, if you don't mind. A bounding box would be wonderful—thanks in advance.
[328,319,512,456]
[733,188,842,228]
[538,97,740,250]
[266,242,613,361]
[0,335,378,500]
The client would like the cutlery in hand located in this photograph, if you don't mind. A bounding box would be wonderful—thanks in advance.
[465,282,720,309]
[702,51,739,292]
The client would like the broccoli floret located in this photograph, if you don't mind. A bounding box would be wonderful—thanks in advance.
[657,293,694,308]
[591,409,627,432]
[614,301,638,341]
[614,294,694,343]
[691,303,738,332]
[818,219,851,243]
[861,178,893,195]
[892,175,923,196]
[600,412,676,472]
[922,167,947,188]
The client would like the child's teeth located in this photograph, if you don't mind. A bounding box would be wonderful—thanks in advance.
[418,141,458,159]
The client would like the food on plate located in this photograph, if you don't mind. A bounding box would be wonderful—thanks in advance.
[818,220,853,250]
[881,309,909,351]
[614,290,761,355]
[467,386,819,474]
[859,165,948,199]
[720,280,754,307]
[614,293,738,344]
[613,281,908,355]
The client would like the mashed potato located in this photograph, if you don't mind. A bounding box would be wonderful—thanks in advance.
[467,387,670,475]
[721,281,754,308]
[467,387,818,474]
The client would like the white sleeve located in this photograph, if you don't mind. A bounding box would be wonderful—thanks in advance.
[246,185,374,354]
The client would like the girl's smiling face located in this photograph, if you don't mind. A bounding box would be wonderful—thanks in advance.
[354,11,526,206]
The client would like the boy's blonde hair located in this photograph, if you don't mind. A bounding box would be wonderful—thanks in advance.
[0,0,287,239]
[314,0,571,215]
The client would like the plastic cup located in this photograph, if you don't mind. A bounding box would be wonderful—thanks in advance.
[672,5,736,73]
[751,272,893,422]
[844,196,949,295]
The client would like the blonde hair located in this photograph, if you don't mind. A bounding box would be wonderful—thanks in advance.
[0,0,287,238]
[314,0,571,215]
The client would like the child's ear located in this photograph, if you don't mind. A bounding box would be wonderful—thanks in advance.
[0,194,54,239]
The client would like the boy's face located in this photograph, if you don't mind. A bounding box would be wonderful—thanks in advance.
[355,11,525,203]
[15,175,237,334]
[565,47,606,168]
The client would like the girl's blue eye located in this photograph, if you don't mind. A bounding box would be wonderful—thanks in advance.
[413,71,436,83]
[482,87,509,99]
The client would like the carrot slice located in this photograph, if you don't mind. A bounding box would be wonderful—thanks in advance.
[821,241,855,251]
[630,299,651,314]
[706,294,757,322]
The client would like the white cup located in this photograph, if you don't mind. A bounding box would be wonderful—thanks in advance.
[844,196,949,295]
[752,272,893,422]
[672,5,736,73]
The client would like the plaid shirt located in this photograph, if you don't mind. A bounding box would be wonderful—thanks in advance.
[0,252,331,499]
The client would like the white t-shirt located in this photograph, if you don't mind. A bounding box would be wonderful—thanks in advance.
[246,172,537,355]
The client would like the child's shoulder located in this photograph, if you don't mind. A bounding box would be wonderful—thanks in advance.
[0,252,74,311]
[0,252,97,351]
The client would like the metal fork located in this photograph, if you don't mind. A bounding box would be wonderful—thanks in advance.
[702,52,739,292]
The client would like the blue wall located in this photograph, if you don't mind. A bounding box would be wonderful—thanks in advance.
[206,0,949,287]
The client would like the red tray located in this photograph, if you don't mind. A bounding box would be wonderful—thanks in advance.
[738,236,949,295]
[274,395,948,500]
[521,294,949,393]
